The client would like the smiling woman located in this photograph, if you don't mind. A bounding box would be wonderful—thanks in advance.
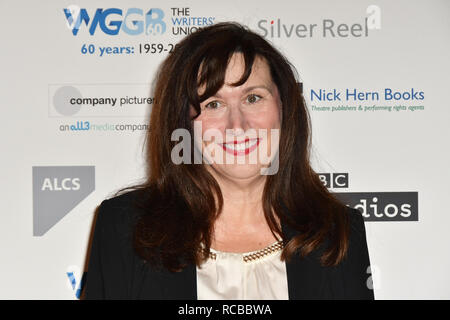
[82,22,374,300]
[193,53,281,177]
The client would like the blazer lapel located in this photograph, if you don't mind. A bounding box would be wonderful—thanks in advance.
[282,222,331,299]
[139,222,330,299]
[136,259,197,299]
[161,263,197,300]
[158,223,331,300]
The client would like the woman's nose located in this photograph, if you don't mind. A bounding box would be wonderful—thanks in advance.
[226,105,248,136]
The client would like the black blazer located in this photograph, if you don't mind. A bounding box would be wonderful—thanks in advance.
[83,190,374,300]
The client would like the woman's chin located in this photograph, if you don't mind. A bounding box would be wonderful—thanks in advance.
[210,163,267,181]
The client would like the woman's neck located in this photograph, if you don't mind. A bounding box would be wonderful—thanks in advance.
[208,169,280,252]
[213,171,266,224]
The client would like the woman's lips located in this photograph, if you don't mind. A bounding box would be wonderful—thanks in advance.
[219,138,261,156]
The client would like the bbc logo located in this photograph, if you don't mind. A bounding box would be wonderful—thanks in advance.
[318,173,348,188]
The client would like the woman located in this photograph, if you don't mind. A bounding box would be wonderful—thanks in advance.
[83,22,374,300]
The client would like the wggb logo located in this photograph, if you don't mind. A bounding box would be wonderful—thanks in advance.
[63,5,166,36]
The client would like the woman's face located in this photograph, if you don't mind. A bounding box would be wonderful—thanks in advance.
[193,53,281,181]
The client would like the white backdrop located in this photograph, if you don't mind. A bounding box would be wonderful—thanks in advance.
[1,0,449,299]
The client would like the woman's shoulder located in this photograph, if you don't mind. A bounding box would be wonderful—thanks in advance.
[101,188,148,208]
[84,189,151,299]
[94,188,148,236]
[338,206,371,276]
[346,206,368,248]
[338,206,373,299]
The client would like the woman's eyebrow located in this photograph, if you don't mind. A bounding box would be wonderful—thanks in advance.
[243,85,272,94]
[205,85,272,100]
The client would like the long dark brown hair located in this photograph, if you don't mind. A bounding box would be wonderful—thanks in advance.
[115,22,350,272]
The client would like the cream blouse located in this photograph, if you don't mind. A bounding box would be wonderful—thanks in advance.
[196,241,289,300]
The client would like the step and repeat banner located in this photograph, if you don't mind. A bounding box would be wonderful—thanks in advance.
[1,0,449,299]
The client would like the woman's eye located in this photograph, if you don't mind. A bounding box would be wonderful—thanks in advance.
[205,101,221,109]
[247,94,262,104]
